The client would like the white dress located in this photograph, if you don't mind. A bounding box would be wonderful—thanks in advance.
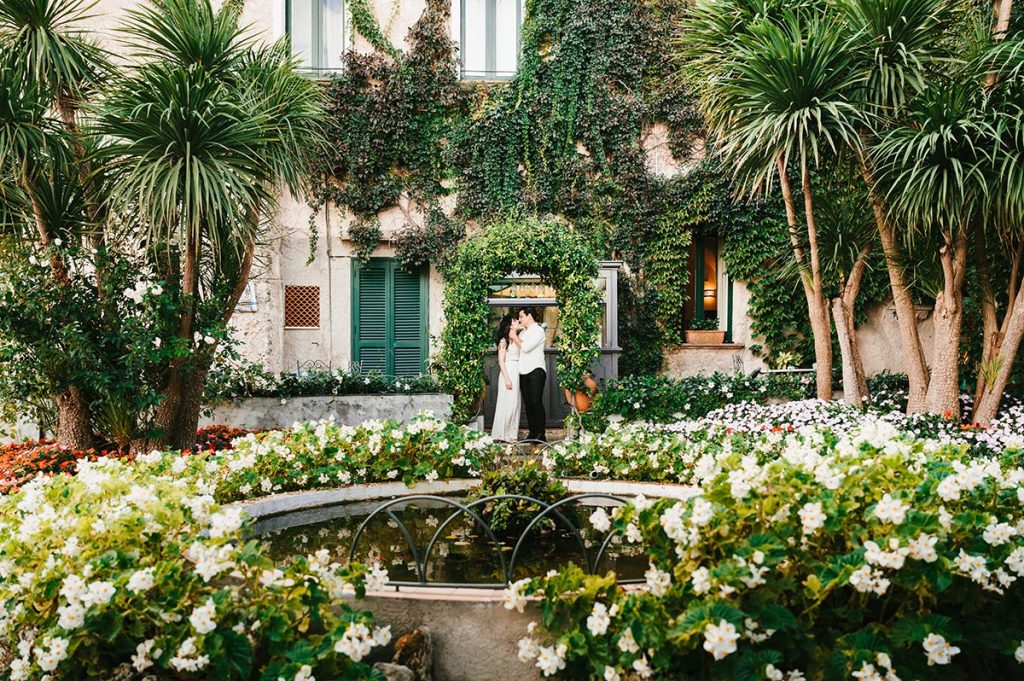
[490,339,522,442]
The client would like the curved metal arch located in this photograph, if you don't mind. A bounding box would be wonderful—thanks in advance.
[348,494,509,584]
[508,493,627,577]
[420,493,587,584]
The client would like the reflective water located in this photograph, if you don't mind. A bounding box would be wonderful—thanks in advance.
[256,496,648,586]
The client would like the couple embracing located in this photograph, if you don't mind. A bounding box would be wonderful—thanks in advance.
[491,306,547,443]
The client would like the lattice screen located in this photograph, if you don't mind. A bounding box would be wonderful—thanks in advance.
[284,285,320,328]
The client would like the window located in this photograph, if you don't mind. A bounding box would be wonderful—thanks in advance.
[353,259,428,377]
[685,236,735,341]
[284,285,321,328]
[286,0,346,74]
[457,0,524,79]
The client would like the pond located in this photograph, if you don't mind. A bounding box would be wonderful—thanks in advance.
[256,494,648,586]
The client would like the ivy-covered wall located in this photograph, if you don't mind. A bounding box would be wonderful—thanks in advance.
[308,0,835,370]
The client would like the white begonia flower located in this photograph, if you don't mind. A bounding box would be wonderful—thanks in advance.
[798,502,826,535]
[189,598,218,635]
[953,549,990,584]
[852,662,883,681]
[81,581,116,607]
[208,508,245,539]
[365,562,389,592]
[691,566,712,594]
[703,619,740,660]
[645,563,672,597]
[294,664,315,681]
[617,626,640,653]
[126,568,156,594]
[132,640,156,672]
[632,655,653,678]
[57,602,85,630]
[535,643,567,676]
[604,666,622,681]
[922,633,960,665]
[504,578,531,613]
[983,521,1017,546]
[1015,641,1024,664]
[589,507,611,532]
[517,637,539,662]
[765,665,784,681]
[690,497,713,526]
[906,533,939,562]
[873,494,909,525]
[586,602,612,636]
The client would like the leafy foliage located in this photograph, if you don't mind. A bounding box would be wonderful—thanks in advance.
[438,216,603,421]
[517,422,1024,679]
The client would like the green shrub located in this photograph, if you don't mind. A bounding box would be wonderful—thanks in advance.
[0,452,389,680]
[511,422,1024,679]
[466,461,570,535]
[582,373,812,430]
[215,415,499,502]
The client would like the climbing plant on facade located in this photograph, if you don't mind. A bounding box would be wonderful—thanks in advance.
[438,217,603,421]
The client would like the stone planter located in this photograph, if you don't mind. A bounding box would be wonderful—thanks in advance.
[685,329,726,345]
[200,393,453,430]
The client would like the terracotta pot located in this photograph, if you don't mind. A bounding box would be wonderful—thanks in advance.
[563,388,593,413]
[685,330,726,345]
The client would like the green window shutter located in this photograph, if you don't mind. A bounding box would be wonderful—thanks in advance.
[392,266,427,377]
[353,259,427,377]
[354,260,388,374]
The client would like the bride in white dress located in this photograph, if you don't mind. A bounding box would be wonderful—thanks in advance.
[490,314,522,442]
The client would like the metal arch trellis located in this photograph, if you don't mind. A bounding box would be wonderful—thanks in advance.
[347,492,637,589]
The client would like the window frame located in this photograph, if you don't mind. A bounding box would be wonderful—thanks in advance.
[459,0,523,80]
[285,0,347,76]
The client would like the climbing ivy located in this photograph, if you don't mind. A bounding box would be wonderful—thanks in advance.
[438,217,603,421]
[312,0,870,371]
[308,0,469,249]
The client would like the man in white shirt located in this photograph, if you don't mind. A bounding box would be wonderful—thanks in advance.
[510,305,547,442]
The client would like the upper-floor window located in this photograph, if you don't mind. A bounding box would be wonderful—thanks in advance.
[286,0,346,74]
[456,0,524,80]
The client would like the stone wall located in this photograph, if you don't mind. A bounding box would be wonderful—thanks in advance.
[201,393,454,430]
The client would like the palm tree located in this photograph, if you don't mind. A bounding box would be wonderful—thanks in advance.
[681,4,865,400]
[837,0,951,414]
[0,0,109,447]
[872,83,991,415]
[95,0,325,450]
[969,36,1024,425]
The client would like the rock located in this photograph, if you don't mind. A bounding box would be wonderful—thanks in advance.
[373,663,415,681]
[392,625,433,681]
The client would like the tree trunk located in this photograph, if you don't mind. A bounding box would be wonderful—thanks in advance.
[833,245,872,407]
[859,159,929,413]
[55,387,94,449]
[141,359,212,452]
[925,233,968,416]
[973,248,1024,425]
[775,155,833,400]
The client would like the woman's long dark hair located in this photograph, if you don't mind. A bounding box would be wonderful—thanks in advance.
[493,313,514,346]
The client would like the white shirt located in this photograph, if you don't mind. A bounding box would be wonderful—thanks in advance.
[517,324,546,375]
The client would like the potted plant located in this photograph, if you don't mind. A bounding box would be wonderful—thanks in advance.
[685,318,725,345]
[563,372,599,413]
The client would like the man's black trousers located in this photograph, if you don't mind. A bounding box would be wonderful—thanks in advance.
[519,368,547,442]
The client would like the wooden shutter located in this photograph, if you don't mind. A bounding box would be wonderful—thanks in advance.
[354,261,388,373]
[353,259,427,377]
[393,266,426,377]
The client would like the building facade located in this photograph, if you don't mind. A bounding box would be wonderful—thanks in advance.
[80,0,932,390]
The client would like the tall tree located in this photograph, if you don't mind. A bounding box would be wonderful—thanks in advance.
[838,0,951,414]
[0,0,110,448]
[682,3,865,400]
[96,0,325,450]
